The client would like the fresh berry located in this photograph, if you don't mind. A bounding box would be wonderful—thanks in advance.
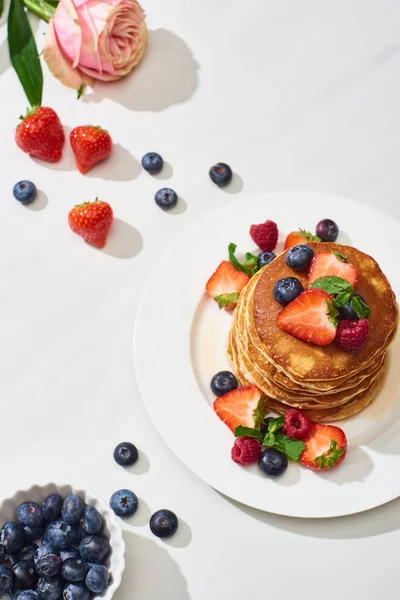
[210,371,238,396]
[18,545,38,563]
[273,277,303,305]
[231,437,261,465]
[0,546,4,564]
[62,582,90,600]
[61,559,89,583]
[2,554,18,569]
[141,152,163,174]
[154,188,178,210]
[109,490,138,518]
[308,252,357,287]
[258,448,288,477]
[34,544,58,565]
[335,318,369,352]
[13,181,37,205]
[1,523,25,554]
[316,219,339,242]
[46,521,77,550]
[70,126,112,174]
[249,220,278,252]
[260,416,283,437]
[213,385,266,432]
[59,548,78,563]
[68,198,113,249]
[13,591,40,600]
[282,409,311,440]
[36,555,62,579]
[0,565,13,595]
[338,303,358,320]
[285,244,314,271]
[85,565,109,594]
[37,577,63,600]
[78,507,102,536]
[284,230,320,250]
[205,260,250,310]
[61,496,83,526]
[42,495,62,523]
[113,443,139,467]
[300,423,347,470]
[79,535,109,563]
[17,503,44,529]
[257,251,276,268]
[23,526,44,544]
[15,107,65,163]
[276,289,337,346]
[149,510,178,538]
[209,163,232,187]
[12,562,37,590]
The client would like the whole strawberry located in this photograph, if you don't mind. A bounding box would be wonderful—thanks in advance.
[68,198,113,248]
[70,126,113,174]
[15,107,65,162]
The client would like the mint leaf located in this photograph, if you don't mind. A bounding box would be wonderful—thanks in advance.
[311,276,352,296]
[274,433,305,461]
[267,415,284,433]
[214,292,239,309]
[228,243,256,277]
[326,299,339,327]
[333,252,349,263]
[234,426,263,441]
[244,252,258,274]
[253,397,269,428]
[350,295,371,319]
[263,432,275,447]
[334,290,352,308]
[299,229,321,242]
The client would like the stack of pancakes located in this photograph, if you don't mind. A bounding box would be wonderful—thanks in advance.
[228,242,398,421]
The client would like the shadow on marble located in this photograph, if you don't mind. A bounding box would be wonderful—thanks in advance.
[102,219,143,259]
[219,172,244,195]
[163,518,192,549]
[127,450,150,475]
[26,190,49,212]
[86,144,141,182]
[153,161,174,181]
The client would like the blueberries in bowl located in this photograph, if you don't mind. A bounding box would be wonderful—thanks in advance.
[1,522,25,554]
[18,545,38,563]
[34,543,58,565]
[13,591,40,600]
[273,277,304,305]
[0,565,13,595]
[62,582,90,600]
[113,443,139,468]
[285,244,314,271]
[85,565,110,593]
[210,371,238,397]
[42,495,62,523]
[37,577,63,600]
[46,521,77,550]
[61,559,89,583]
[12,561,38,590]
[23,526,45,544]
[59,548,79,563]
[36,554,62,579]
[16,504,44,529]
[79,535,110,563]
[2,554,18,569]
[61,496,83,526]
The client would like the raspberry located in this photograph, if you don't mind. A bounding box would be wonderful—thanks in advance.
[250,220,278,252]
[336,318,369,352]
[231,437,261,465]
[282,409,311,440]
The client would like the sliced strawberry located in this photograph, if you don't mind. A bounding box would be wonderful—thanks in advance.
[213,385,267,432]
[300,423,347,470]
[308,252,357,287]
[276,289,337,345]
[205,260,250,310]
[284,230,320,250]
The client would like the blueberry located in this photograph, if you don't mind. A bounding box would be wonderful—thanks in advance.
[258,448,288,477]
[338,303,358,320]
[260,417,283,438]
[149,510,178,538]
[0,565,13,595]
[78,507,102,538]
[36,578,63,600]
[36,555,62,579]
[154,188,178,210]
[257,252,276,269]
[17,504,44,529]
[46,521,77,550]
[13,591,40,600]
[18,546,38,563]
[2,554,18,569]
[79,536,109,563]
[42,495,62,523]
[0,546,3,564]
[12,562,37,590]
[273,277,304,305]
[141,152,163,174]
[210,371,238,397]
[62,582,89,600]
[34,544,58,565]
[209,163,233,187]
[59,548,79,563]
[13,181,37,205]
[109,490,138,518]
[61,496,83,526]
[285,244,314,271]
[315,219,339,242]
[23,526,45,544]
[113,442,139,467]
[85,565,109,594]
[61,559,89,584]
[1,523,25,554]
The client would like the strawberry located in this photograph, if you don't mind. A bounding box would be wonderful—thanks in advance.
[15,107,65,163]
[249,220,278,252]
[213,385,267,432]
[70,126,113,174]
[308,252,357,287]
[68,198,113,248]
[284,229,320,250]
[205,261,250,309]
[276,289,337,345]
[300,423,347,470]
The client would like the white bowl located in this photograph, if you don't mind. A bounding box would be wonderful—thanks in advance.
[0,483,125,600]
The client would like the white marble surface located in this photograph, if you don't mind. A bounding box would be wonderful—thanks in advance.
[1,1,400,598]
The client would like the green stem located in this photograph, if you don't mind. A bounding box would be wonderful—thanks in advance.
[23,0,56,22]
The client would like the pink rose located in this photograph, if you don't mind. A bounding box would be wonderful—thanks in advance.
[43,0,148,90]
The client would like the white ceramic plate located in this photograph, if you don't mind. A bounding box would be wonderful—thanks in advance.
[134,192,400,518]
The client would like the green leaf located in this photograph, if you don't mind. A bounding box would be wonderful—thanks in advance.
[228,243,257,277]
[298,229,321,242]
[262,432,275,447]
[314,438,345,468]
[350,295,371,319]
[311,276,352,296]
[267,415,284,434]
[77,86,84,100]
[334,290,352,308]
[23,0,57,21]
[234,426,262,441]
[326,299,339,327]
[8,0,43,106]
[0,0,4,18]
[214,292,239,309]
[274,433,305,461]
[253,396,268,428]
[333,251,349,263]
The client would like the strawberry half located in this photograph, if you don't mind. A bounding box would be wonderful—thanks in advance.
[300,423,347,470]
[276,289,337,345]
[213,385,267,432]
[284,230,320,250]
[308,252,357,287]
[205,261,250,309]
